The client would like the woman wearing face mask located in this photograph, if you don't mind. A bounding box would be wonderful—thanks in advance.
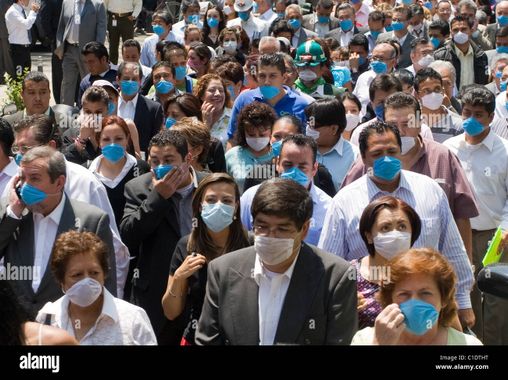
[216,27,246,66]
[162,173,250,345]
[352,247,483,345]
[88,116,149,227]
[164,93,227,173]
[202,6,226,49]
[36,231,157,345]
[356,196,421,329]
[194,74,232,150]
[187,42,212,79]
[341,92,362,141]
[225,101,277,194]
[223,0,237,21]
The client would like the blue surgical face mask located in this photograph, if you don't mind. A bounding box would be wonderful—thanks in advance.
[271,139,282,157]
[371,60,388,74]
[201,202,235,232]
[259,85,279,100]
[154,164,173,180]
[497,45,508,54]
[340,19,353,32]
[391,21,405,32]
[120,80,139,96]
[152,24,165,36]
[187,14,200,25]
[374,103,384,120]
[174,66,187,81]
[318,15,330,24]
[430,37,440,49]
[20,182,48,206]
[496,71,503,79]
[15,153,23,166]
[505,101,508,112]
[385,24,394,32]
[280,166,310,188]
[155,79,174,94]
[402,0,413,5]
[165,117,177,129]
[400,299,439,336]
[277,12,285,19]
[498,15,508,27]
[288,18,301,30]
[359,56,367,66]
[207,17,219,28]
[463,117,485,136]
[102,143,125,163]
[373,156,401,181]
[370,30,381,40]
[423,1,433,10]
[238,11,250,21]
[500,81,507,92]
[107,101,116,115]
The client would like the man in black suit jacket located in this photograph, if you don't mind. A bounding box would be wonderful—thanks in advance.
[196,178,357,345]
[117,61,164,154]
[121,129,208,344]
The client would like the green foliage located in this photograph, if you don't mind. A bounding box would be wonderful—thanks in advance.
[2,68,29,111]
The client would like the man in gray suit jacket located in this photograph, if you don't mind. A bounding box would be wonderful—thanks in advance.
[196,178,357,345]
[55,0,107,106]
[0,146,116,317]
[286,4,318,48]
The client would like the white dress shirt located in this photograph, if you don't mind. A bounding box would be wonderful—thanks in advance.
[227,15,268,42]
[139,32,183,68]
[32,194,67,292]
[36,287,157,345]
[103,0,142,18]
[67,0,85,45]
[352,69,377,113]
[258,8,277,23]
[118,93,139,122]
[254,252,299,345]
[317,169,473,309]
[339,29,354,47]
[172,19,204,42]
[89,153,137,188]
[5,3,38,45]
[354,2,373,28]
[0,158,18,197]
[444,129,508,231]
[292,28,302,48]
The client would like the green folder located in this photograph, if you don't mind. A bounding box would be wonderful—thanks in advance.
[482,227,504,267]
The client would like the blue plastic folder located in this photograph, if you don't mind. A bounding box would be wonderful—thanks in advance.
[482,227,504,267]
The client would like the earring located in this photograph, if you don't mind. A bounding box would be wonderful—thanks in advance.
[233,215,237,220]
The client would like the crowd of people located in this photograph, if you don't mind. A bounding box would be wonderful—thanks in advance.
[1,0,508,346]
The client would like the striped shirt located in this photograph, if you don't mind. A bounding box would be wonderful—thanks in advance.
[318,170,473,309]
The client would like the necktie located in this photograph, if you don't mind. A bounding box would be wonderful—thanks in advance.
[21,7,32,44]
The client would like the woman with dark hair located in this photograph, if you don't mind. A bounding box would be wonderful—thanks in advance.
[202,6,226,49]
[341,92,362,140]
[352,248,482,345]
[88,116,150,227]
[0,280,77,345]
[172,117,211,172]
[162,173,250,345]
[215,27,246,66]
[225,101,277,193]
[187,42,212,79]
[355,195,422,329]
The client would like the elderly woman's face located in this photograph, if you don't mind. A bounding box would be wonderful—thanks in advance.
[203,79,226,109]
[62,253,105,292]
[392,272,443,313]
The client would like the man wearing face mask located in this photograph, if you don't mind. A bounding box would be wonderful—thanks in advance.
[325,3,362,47]
[444,87,508,343]
[318,121,475,328]
[171,0,203,43]
[294,40,343,99]
[196,177,357,345]
[434,16,488,91]
[227,0,268,42]
[285,4,317,49]
[116,62,164,153]
[148,61,181,108]
[302,0,340,38]
[0,146,117,317]
[406,38,434,76]
[240,134,332,245]
[343,92,478,267]
[408,4,428,40]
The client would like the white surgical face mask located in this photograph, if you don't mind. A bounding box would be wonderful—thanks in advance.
[255,235,295,265]
[421,92,444,110]
[400,136,416,155]
[373,230,411,260]
[246,136,270,152]
[64,277,103,307]
[305,124,320,140]
[453,31,469,44]
[223,6,233,15]
[299,69,318,82]
[345,113,360,131]
[417,54,434,68]
[223,40,237,54]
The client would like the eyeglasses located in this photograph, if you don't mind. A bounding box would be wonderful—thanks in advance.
[253,224,297,238]
[11,144,41,155]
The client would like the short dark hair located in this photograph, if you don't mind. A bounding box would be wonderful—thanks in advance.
[304,96,347,134]
[258,53,286,74]
[236,102,277,147]
[450,15,473,29]
[359,121,402,158]
[152,10,173,25]
[368,10,385,23]
[461,86,495,114]
[409,3,424,17]
[0,118,14,157]
[81,41,109,60]
[341,92,362,112]
[148,129,188,160]
[414,67,442,92]
[393,69,414,89]
[22,71,50,91]
[14,114,61,147]
[189,42,212,63]
[270,19,294,39]
[369,74,403,102]
[164,93,203,121]
[276,115,304,134]
[152,60,175,77]
[117,61,142,81]
[251,178,313,230]
[181,0,200,13]
[280,134,317,163]
[214,61,244,84]
[122,39,141,54]
[317,0,333,10]
[393,5,412,20]
[162,41,187,61]
[429,19,450,36]
[384,91,421,118]
[410,37,431,52]
[348,34,369,53]
[360,195,421,256]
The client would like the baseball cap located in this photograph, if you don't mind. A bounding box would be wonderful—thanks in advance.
[92,79,119,95]
[234,0,254,12]
[294,40,327,67]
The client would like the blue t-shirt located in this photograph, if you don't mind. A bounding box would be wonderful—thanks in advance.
[227,86,311,140]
